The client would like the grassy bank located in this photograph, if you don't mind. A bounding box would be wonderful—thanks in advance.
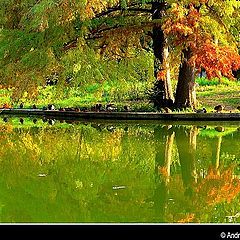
[0,77,239,112]
[196,77,240,112]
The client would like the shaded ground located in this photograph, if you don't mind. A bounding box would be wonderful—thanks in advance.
[197,85,240,112]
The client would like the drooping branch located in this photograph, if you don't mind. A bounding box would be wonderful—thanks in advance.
[86,21,155,40]
[95,3,153,19]
[205,3,238,46]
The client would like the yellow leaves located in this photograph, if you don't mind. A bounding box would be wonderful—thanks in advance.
[85,0,120,19]
[0,124,13,134]
[165,23,194,37]
[75,180,84,189]
[98,26,145,59]
[58,0,75,24]
[73,62,82,73]
[21,133,41,159]
[177,213,195,223]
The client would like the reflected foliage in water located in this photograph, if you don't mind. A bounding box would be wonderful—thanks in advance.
[0,117,240,223]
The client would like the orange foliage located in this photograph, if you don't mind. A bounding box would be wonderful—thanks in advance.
[177,213,195,223]
[0,124,13,133]
[195,166,240,206]
[190,42,240,79]
[163,4,200,47]
[157,70,167,80]
[1,103,12,109]
[163,4,240,79]
[158,166,168,177]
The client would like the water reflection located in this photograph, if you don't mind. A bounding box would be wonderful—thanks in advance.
[153,125,175,222]
[152,124,240,223]
[0,117,240,223]
[153,126,199,222]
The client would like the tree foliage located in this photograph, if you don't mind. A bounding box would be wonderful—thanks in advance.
[0,0,239,102]
[163,1,240,79]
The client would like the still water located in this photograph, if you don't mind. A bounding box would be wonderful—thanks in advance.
[0,116,240,223]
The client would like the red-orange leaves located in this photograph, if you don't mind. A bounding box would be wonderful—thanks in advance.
[157,70,167,80]
[163,4,200,48]
[163,3,240,80]
[1,103,12,109]
[190,42,240,79]
[195,166,240,206]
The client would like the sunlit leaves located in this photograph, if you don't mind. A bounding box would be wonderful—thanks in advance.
[163,4,201,48]
[84,0,120,19]
[190,41,240,79]
[163,2,240,80]
[0,0,239,94]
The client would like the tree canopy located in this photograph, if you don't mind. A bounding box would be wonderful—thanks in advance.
[0,0,239,104]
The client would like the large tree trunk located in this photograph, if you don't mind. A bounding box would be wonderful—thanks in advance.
[150,2,174,109]
[163,45,174,101]
[210,135,222,175]
[175,126,198,197]
[175,48,197,110]
[153,125,174,222]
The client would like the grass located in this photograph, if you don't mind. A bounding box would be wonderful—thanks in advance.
[1,79,154,112]
[0,77,239,112]
[198,127,237,138]
[196,77,240,112]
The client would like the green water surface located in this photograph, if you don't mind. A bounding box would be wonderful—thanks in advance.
[0,116,240,223]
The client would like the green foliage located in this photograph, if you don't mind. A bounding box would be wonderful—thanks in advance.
[0,29,45,65]
[199,127,237,138]
[0,0,239,107]
[196,77,238,87]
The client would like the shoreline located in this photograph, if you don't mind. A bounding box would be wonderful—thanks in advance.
[1,108,240,121]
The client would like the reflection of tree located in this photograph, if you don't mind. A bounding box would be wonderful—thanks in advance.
[210,136,222,174]
[153,125,175,222]
[193,166,240,224]
[174,126,198,197]
[216,136,222,172]
[167,125,240,223]
[182,126,240,222]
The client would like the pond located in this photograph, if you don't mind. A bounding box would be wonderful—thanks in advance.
[0,116,240,223]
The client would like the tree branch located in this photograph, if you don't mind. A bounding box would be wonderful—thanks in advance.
[95,3,152,18]
[86,22,155,40]
[205,3,238,46]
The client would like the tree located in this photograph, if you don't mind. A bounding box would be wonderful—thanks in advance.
[86,0,175,107]
[0,0,176,106]
[0,0,239,109]
[91,0,240,110]
[163,1,240,109]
